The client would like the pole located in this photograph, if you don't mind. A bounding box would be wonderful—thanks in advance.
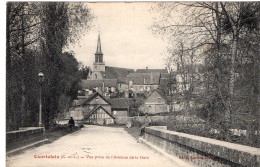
[39,84,42,127]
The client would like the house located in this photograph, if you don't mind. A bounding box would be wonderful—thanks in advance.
[70,92,115,125]
[69,92,132,125]
[127,72,161,94]
[108,98,129,124]
[138,90,169,114]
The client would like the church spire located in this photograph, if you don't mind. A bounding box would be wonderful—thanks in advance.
[95,33,103,63]
[96,34,102,54]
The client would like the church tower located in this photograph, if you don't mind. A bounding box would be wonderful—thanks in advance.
[91,34,105,80]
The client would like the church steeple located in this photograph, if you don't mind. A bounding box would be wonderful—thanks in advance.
[96,34,102,54]
[95,34,103,62]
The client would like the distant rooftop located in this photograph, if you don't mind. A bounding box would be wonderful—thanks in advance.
[81,79,117,89]
[102,66,134,83]
[135,68,168,73]
[126,72,161,85]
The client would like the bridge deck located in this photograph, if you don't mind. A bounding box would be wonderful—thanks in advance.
[7,125,189,167]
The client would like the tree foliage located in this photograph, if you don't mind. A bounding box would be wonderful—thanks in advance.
[6,2,93,130]
[152,2,260,147]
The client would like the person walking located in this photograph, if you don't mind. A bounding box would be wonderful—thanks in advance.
[68,117,75,133]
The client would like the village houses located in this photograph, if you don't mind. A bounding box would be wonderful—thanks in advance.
[68,34,206,124]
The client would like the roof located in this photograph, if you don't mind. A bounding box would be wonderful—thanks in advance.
[103,66,134,83]
[159,72,177,86]
[146,89,168,103]
[80,79,117,89]
[72,99,87,106]
[160,72,177,79]
[84,105,115,120]
[73,92,111,106]
[108,98,129,109]
[127,72,160,85]
[135,68,168,73]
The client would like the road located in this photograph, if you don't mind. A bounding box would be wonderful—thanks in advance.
[7,125,183,167]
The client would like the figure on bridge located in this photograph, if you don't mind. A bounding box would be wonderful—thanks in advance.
[68,117,75,133]
[140,113,151,136]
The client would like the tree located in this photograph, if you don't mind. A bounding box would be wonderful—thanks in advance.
[6,2,93,130]
[152,2,259,146]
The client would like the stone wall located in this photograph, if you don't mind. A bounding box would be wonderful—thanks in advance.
[6,127,45,150]
[144,126,260,167]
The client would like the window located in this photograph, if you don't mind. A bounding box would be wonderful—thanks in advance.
[158,97,162,103]
[140,86,144,91]
[94,74,97,79]
[146,86,151,91]
[94,66,97,69]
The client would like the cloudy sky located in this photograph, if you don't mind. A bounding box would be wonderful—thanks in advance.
[67,2,169,70]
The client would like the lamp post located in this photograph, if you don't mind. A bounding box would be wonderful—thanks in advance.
[38,72,44,127]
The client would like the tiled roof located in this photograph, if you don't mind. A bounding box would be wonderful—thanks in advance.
[103,66,134,83]
[74,92,111,106]
[108,98,129,109]
[135,68,168,73]
[80,79,117,89]
[126,72,161,85]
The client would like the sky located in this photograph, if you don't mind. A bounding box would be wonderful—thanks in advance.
[67,2,168,70]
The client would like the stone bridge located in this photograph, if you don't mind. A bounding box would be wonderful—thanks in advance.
[6,125,260,167]
[6,125,190,167]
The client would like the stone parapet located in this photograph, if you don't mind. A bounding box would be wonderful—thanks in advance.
[145,126,260,167]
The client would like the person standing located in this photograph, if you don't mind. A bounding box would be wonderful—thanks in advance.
[140,113,151,136]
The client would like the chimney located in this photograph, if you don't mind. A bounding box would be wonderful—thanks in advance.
[150,73,153,84]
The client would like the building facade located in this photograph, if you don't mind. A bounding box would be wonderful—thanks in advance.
[138,90,169,114]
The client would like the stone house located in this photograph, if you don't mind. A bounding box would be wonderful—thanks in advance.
[138,90,169,114]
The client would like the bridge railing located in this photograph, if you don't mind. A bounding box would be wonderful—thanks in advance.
[145,126,260,167]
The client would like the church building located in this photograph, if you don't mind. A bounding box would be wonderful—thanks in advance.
[85,34,134,96]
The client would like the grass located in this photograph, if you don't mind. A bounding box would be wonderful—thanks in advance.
[44,126,81,142]
[124,126,141,140]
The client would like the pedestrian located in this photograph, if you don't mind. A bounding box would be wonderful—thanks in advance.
[68,117,75,133]
[140,113,151,136]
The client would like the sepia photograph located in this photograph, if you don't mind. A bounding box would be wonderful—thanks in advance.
[5,1,260,167]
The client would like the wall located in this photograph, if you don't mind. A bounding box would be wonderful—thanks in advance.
[144,126,260,167]
[112,110,128,124]
[132,85,158,93]
[139,104,169,114]
[7,127,44,150]
[118,83,128,92]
